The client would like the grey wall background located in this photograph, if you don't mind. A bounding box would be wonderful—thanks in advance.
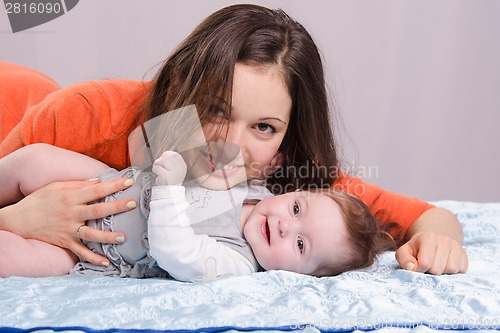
[1,0,499,202]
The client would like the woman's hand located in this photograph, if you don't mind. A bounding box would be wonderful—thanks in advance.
[396,231,468,275]
[395,207,468,275]
[0,178,136,266]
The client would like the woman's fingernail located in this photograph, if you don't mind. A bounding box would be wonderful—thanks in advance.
[126,200,137,209]
[116,236,125,243]
[406,262,415,271]
[124,179,134,187]
[101,261,110,267]
[87,178,99,182]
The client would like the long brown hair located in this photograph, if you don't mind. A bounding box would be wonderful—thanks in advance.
[308,189,398,277]
[144,4,338,194]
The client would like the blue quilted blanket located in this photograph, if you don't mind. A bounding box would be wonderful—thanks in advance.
[1,201,499,333]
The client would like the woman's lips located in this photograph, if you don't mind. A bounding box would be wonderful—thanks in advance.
[201,151,245,178]
[201,150,215,172]
[211,164,245,179]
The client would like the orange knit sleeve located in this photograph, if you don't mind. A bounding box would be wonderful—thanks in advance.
[332,171,434,238]
[0,80,149,170]
[0,62,60,142]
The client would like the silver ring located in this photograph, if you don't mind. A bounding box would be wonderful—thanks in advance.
[76,224,86,238]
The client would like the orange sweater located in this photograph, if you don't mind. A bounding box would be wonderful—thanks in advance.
[0,62,60,141]
[0,61,433,236]
[0,62,149,170]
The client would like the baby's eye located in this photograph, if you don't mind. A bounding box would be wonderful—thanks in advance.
[255,123,276,134]
[297,237,304,253]
[293,202,300,217]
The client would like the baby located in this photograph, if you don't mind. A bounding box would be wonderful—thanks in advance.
[0,144,394,281]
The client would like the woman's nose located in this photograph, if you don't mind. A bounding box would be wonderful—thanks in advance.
[225,124,243,145]
[209,141,241,165]
[224,125,248,156]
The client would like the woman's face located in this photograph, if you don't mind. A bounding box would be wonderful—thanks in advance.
[183,63,292,189]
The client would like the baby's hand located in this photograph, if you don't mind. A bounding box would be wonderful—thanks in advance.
[396,232,468,275]
[152,151,187,186]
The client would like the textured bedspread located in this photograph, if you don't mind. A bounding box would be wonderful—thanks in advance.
[1,201,499,333]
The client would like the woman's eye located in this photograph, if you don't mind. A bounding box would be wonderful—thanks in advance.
[215,108,225,117]
[206,106,228,124]
[211,106,226,117]
[204,104,226,117]
[293,202,300,217]
[255,123,276,134]
[297,237,304,252]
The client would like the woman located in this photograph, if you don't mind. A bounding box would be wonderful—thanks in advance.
[0,4,467,275]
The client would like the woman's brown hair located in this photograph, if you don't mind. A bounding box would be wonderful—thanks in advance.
[144,4,338,194]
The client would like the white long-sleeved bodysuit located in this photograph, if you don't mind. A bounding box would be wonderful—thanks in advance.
[148,185,258,282]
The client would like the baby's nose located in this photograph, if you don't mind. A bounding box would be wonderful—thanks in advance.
[279,219,291,238]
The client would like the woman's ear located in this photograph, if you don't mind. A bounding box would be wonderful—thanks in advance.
[253,152,283,181]
[264,152,283,177]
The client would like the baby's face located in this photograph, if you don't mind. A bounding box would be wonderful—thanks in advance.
[242,191,352,275]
